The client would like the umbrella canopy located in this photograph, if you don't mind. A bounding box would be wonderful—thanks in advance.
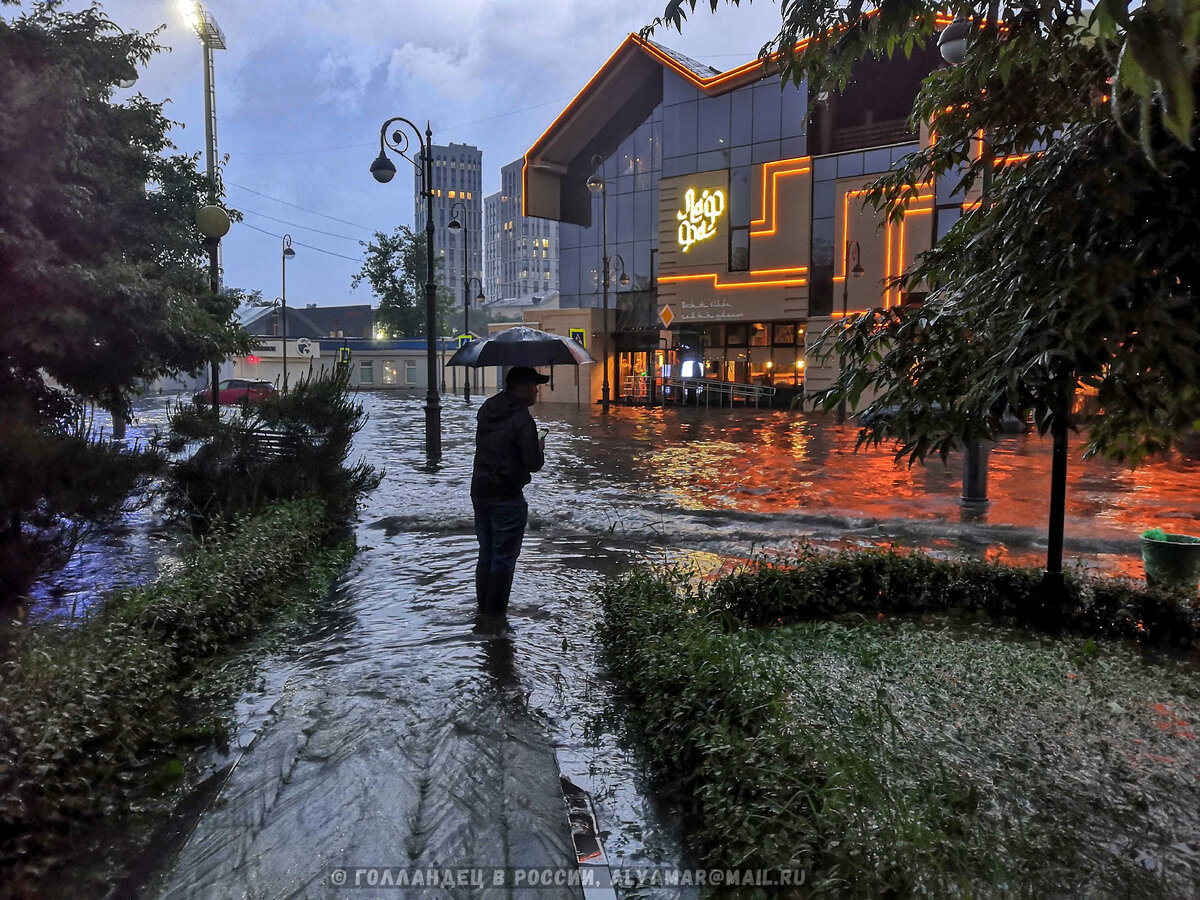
[447,326,596,368]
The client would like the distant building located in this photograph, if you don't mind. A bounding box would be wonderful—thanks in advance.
[416,142,482,302]
[484,157,559,304]
[243,303,376,340]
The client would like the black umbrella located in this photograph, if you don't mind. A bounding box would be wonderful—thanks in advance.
[447,326,595,368]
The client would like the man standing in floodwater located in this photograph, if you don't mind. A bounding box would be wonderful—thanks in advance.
[471,366,548,617]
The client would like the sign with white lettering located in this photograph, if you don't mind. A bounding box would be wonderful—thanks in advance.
[676,187,726,253]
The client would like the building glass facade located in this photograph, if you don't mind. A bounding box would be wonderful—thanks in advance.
[525,36,940,403]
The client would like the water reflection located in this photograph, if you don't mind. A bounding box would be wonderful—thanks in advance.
[151,394,1198,895]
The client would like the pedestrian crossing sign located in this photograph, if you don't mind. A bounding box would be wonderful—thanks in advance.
[569,328,586,349]
[457,334,473,348]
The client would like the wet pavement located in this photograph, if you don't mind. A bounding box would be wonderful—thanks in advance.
[36,392,1200,897]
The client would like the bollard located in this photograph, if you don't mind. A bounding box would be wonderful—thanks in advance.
[962,439,989,502]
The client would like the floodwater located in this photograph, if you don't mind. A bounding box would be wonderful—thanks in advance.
[30,392,1200,896]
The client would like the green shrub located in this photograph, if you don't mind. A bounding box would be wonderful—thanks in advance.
[161,371,381,532]
[707,547,1199,649]
[598,551,1200,896]
[0,499,348,894]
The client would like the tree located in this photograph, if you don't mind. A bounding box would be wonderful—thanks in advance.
[353,226,455,338]
[649,0,1200,466]
[0,1,250,599]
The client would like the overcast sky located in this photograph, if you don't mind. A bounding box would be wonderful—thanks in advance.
[71,0,788,308]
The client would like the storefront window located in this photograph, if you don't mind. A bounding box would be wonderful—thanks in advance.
[749,323,769,346]
[725,323,748,346]
[773,323,797,346]
[700,324,723,349]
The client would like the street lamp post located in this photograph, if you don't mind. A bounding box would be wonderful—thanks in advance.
[836,239,865,425]
[370,116,441,462]
[280,234,295,391]
[586,156,629,412]
[447,203,486,402]
[938,6,1068,594]
[186,1,227,416]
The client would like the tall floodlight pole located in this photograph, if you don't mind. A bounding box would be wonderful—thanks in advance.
[188,2,228,416]
[371,117,441,461]
[586,155,611,412]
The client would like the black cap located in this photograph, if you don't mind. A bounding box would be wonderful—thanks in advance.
[506,366,550,387]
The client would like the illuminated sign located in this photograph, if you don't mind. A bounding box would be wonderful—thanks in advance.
[569,328,587,349]
[676,186,725,253]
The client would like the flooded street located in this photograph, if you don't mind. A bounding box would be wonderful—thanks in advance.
[144,392,1200,898]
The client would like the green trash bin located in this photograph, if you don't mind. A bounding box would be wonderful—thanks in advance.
[1140,529,1200,591]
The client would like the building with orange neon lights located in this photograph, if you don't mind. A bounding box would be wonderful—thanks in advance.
[523,35,952,405]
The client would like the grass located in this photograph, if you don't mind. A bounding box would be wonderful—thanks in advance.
[597,555,1200,898]
[746,616,1199,896]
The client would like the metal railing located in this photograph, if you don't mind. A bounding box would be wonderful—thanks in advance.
[623,375,776,407]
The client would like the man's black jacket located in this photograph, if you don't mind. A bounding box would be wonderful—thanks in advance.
[470,391,545,499]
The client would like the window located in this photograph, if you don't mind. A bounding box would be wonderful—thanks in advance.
[359,360,374,384]
[730,227,750,272]
[405,360,417,384]
[382,360,396,384]
[726,323,748,346]
[749,323,770,347]
[773,323,797,346]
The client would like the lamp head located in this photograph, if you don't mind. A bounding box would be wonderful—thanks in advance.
[938,13,972,65]
[476,290,486,303]
[370,151,397,184]
[447,217,462,232]
[851,260,864,278]
[117,62,138,89]
[195,204,231,238]
[283,246,296,260]
[618,272,630,287]
[586,173,604,194]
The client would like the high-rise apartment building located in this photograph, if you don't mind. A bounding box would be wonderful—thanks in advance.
[415,142,482,305]
[483,157,559,302]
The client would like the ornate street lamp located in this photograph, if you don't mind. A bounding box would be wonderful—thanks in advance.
[447,203,486,402]
[371,116,441,461]
[836,239,865,425]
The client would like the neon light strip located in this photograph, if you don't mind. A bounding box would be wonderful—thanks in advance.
[751,157,811,227]
[659,272,808,290]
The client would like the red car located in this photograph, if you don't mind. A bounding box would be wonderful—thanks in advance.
[193,378,276,405]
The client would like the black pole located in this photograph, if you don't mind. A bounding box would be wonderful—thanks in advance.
[600,178,611,412]
[463,213,471,403]
[836,240,849,425]
[281,246,288,394]
[423,123,442,461]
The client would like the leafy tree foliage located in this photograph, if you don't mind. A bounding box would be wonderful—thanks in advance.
[0,2,248,599]
[651,0,1200,465]
[352,226,455,338]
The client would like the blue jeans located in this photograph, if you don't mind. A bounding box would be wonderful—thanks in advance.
[472,496,528,577]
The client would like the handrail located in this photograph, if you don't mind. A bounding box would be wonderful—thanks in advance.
[623,375,779,407]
